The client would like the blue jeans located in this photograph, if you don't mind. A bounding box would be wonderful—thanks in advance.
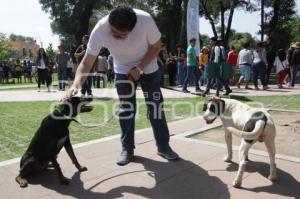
[183,66,200,90]
[290,64,299,87]
[177,61,185,85]
[57,67,67,89]
[253,61,266,87]
[81,76,92,95]
[115,70,170,151]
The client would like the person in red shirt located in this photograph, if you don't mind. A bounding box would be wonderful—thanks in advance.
[227,46,238,85]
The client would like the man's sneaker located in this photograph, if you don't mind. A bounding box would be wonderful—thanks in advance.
[224,89,232,95]
[116,149,134,166]
[263,86,269,90]
[195,88,202,93]
[157,146,179,161]
[182,89,190,93]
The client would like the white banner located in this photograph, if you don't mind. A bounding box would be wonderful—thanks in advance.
[187,0,200,55]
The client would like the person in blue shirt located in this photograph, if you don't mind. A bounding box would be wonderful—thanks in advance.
[182,38,201,93]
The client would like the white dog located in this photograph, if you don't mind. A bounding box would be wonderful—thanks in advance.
[202,97,277,188]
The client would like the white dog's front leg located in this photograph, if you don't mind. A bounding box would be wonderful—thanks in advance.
[265,138,277,181]
[224,128,233,162]
[233,140,252,188]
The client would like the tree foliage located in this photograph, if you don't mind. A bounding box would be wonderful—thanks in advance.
[39,0,111,49]
[290,17,300,42]
[46,43,56,63]
[39,0,298,52]
[9,34,35,43]
[199,0,254,48]
[228,30,257,51]
[263,0,296,50]
[0,33,12,61]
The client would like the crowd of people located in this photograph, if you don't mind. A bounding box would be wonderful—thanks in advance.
[157,37,300,95]
[1,37,299,97]
[0,35,115,95]
[0,59,34,84]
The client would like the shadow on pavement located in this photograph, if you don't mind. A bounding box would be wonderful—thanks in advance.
[226,161,300,198]
[29,156,230,199]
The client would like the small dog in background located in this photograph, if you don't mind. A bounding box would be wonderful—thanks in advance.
[203,97,277,188]
[16,97,93,188]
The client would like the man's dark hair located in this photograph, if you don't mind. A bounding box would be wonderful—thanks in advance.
[83,35,89,40]
[109,6,137,31]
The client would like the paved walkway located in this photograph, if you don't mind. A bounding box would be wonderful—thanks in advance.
[0,84,299,198]
[0,117,299,199]
[0,84,299,102]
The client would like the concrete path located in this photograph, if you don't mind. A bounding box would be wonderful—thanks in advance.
[0,117,299,199]
[0,84,299,198]
[0,84,299,102]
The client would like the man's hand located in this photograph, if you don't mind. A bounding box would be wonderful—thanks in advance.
[128,67,141,81]
[62,85,78,101]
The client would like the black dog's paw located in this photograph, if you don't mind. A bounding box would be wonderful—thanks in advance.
[78,166,88,172]
[59,177,70,185]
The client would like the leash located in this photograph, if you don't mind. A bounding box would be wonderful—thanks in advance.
[70,110,119,128]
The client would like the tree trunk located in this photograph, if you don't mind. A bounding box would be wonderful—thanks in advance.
[220,1,225,41]
[200,0,218,38]
[180,0,188,48]
[74,0,96,47]
[267,0,280,40]
[224,0,236,49]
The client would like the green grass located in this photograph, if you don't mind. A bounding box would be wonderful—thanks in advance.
[0,96,300,161]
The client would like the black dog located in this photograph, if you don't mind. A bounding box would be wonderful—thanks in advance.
[16,97,93,188]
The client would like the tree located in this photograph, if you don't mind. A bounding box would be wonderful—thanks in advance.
[147,0,184,50]
[0,33,12,61]
[199,0,255,49]
[228,30,257,51]
[9,34,35,43]
[263,0,296,50]
[290,17,300,42]
[39,0,111,49]
[46,43,56,63]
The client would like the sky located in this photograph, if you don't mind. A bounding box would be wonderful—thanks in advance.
[0,0,299,49]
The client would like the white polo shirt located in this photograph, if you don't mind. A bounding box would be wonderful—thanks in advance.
[86,9,161,75]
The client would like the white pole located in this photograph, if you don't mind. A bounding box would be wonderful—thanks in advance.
[187,0,200,54]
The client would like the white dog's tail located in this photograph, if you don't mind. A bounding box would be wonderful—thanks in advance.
[226,120,266,140]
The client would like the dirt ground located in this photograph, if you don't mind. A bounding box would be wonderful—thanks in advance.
[192,111,300,157]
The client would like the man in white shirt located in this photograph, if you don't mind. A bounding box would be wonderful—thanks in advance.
[64,6,179,165]
[237,42,253,89]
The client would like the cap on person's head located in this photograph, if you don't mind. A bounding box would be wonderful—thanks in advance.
[201,46,209,53]
[109,6,137,32]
